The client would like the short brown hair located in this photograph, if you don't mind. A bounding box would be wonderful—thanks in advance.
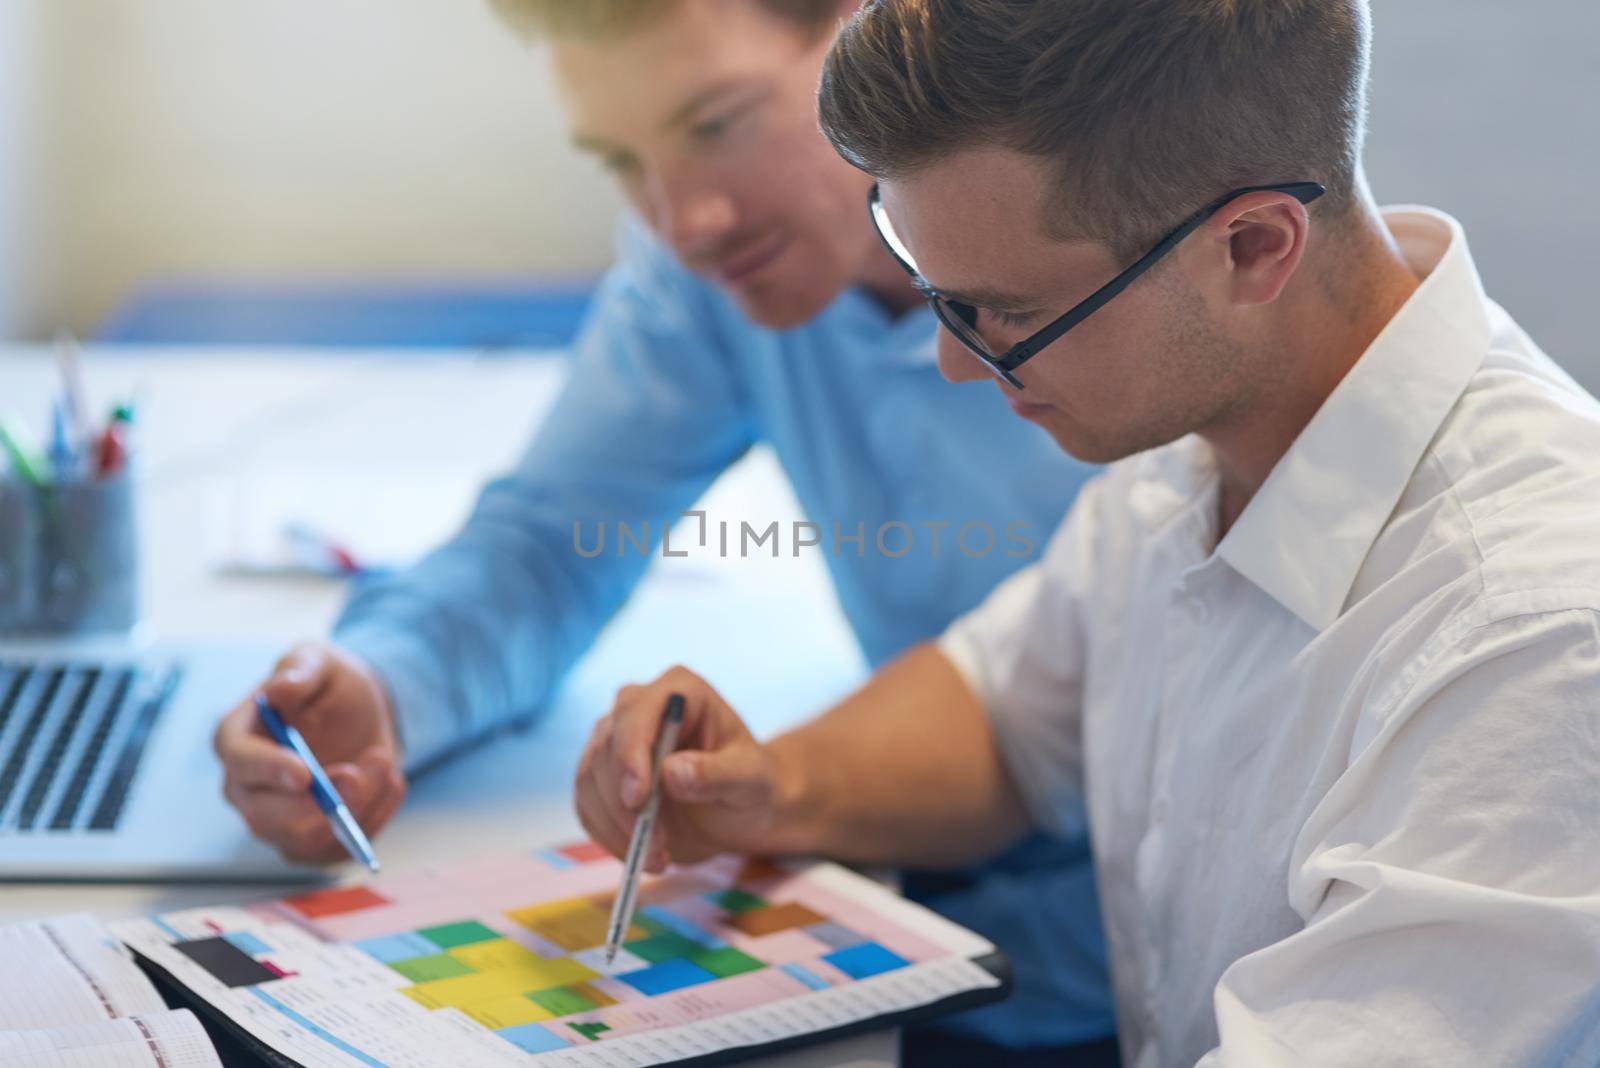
[488,0,841,42]
[819,0,1371,257]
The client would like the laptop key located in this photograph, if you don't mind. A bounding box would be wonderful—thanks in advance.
[49,668,137,831]
[17,668,102,830]
[87,668,182,831]
[0,665,31,737]
[0,667,67,816]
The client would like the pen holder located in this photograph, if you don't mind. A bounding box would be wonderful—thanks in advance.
[0,471,139,635]
[0,478,40,631]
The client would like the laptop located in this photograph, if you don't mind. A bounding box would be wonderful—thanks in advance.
[0,638,323,881]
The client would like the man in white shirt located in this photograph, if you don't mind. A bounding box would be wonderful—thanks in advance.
[573,1,1600,1064]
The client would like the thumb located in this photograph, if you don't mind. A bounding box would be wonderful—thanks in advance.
[661,746,769,808]
[262,644,329,715]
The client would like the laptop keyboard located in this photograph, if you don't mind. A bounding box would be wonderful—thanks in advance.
[0,661,182,834]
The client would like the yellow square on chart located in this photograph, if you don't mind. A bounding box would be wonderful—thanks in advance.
[507,897,643,951]
[462,994,557,1030]
[450,938,544,972]
[402,957,598,1011]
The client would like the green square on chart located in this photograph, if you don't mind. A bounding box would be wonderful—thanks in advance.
[708,888,768,913]
[624,931,704,963]
[689,946,765,979]
[571,1022,611,1042]
[417,919,501,949]
[528,985,598,1017]
[389,953,474,983]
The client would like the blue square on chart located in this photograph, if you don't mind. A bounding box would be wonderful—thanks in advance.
[356,932,441,964]
[618,957,718,996]
[823,941,910,980]
[498,1022,571,1054]
[638,905,727,949]
[222,932,273,957]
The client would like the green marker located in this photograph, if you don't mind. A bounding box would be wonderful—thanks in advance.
[0,420,45,487]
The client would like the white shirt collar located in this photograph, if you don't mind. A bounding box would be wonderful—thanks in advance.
[1215,207,1495,631]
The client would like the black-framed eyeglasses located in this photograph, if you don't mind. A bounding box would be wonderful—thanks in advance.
[869,180,1325,388]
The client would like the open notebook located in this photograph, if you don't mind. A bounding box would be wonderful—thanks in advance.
[0,914,220,1067]
[111,846,1011,1066]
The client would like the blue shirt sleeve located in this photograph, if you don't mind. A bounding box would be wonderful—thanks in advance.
[333,224,757,770]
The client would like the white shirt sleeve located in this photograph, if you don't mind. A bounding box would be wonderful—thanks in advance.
[938,474,1106,840]
[1198,606,1600,1067]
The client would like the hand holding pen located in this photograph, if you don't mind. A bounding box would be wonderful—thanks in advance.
[255,696,382,872]
[604,694,684,963]
[214,644,407,864]
[576,667,784,898]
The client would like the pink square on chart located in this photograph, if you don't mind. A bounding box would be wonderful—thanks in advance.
[723,928,832,965]
[669,895,733,932]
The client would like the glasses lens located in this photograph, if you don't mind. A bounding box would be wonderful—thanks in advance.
[869,193,921,277]
[933,297,997,360]
[870,187,1004,372]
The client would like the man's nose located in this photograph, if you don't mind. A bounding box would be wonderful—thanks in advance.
[935,328,996,384]
[644,170,738,259]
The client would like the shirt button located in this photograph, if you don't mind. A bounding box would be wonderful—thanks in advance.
[1187,596,1210,624]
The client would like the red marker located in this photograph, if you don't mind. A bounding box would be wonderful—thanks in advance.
[95,403,134,477]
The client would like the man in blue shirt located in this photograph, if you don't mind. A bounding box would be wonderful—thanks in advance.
[213,1,1112,1060]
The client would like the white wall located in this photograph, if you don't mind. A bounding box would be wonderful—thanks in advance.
[8,0,1597,389]
[1364,0,1600,388]
[34,0,621,334]
[0,0,48,339]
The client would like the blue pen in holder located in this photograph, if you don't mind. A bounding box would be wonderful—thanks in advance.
[0,469,139,635]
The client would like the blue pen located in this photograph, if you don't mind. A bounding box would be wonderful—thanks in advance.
[254,695,381,872]
[48,399,77,479]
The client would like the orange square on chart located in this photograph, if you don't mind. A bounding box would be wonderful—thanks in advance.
[728,902,826,937]
[736,857,787,886]
[558,841,612,864]
[282,885,390,919]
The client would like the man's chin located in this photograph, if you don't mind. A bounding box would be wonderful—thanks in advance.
[725,280,835,331]
[1039,416,1129,466]
[1041,412,1190,466]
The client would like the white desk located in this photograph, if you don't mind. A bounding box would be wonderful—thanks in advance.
[0,344,891,1067]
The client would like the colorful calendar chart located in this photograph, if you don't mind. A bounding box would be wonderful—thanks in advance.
[113,846,1003,1067]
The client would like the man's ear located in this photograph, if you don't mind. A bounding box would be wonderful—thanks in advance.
[1212,192,1312,307]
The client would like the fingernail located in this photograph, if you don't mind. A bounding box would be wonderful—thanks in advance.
[283,667,308,686]
[280,770,299,791]
[620,772,640,807]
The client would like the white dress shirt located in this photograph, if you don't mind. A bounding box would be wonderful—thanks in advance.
[940,207,1600,1068]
